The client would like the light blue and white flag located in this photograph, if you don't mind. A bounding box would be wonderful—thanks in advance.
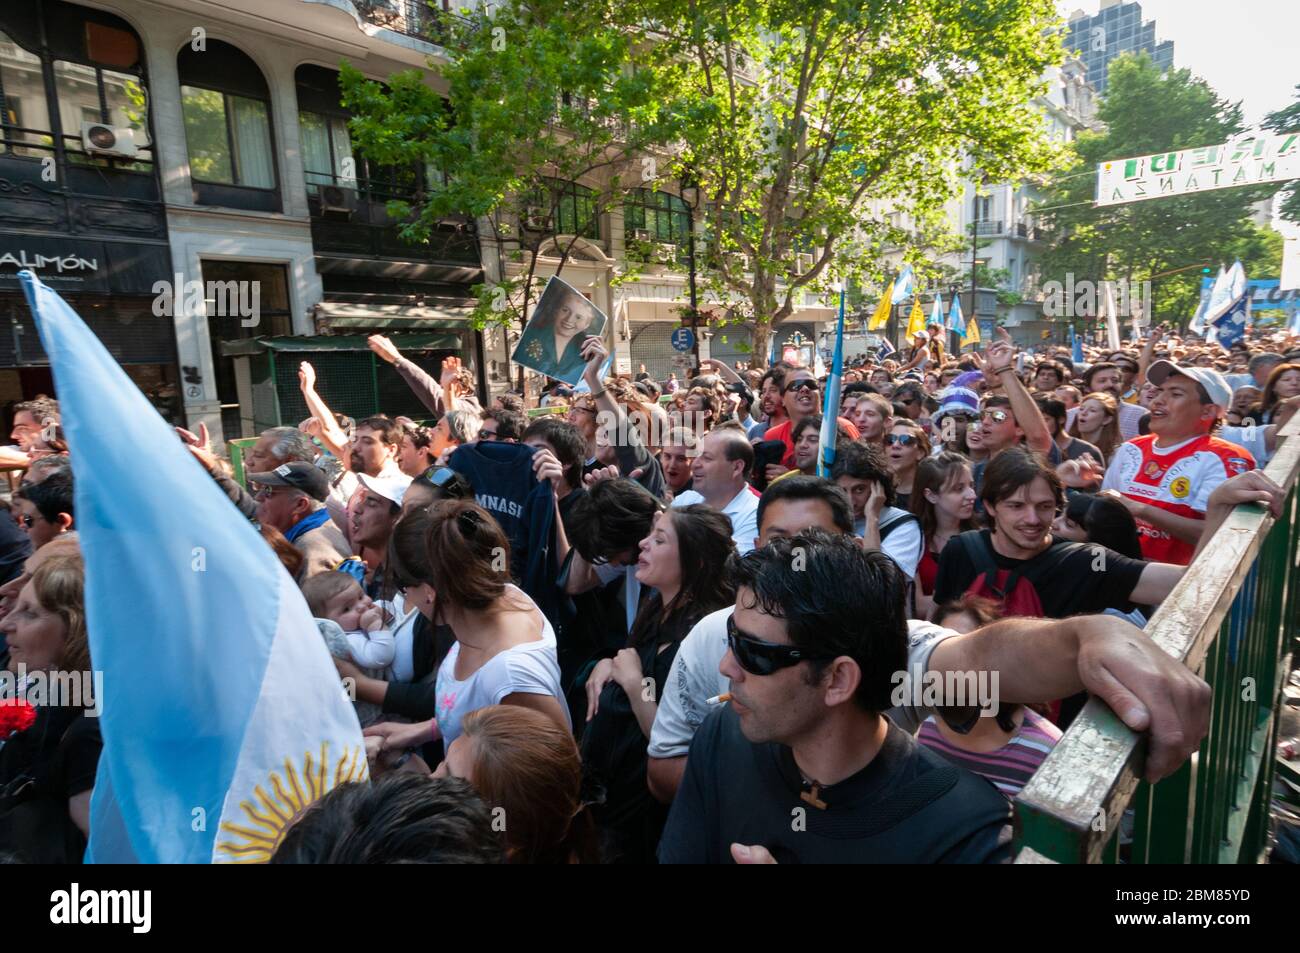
[18,270,366,864]
[946,294,965,333]
[890,264,915,305]
[929,292,945,330]
[1202,262,1245,339]
[817,287,846,478]
[1189,272,1216,335]
[1070,324,1084,365]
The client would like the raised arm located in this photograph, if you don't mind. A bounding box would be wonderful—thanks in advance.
[298,361,349,460]
[986,333,1051,455]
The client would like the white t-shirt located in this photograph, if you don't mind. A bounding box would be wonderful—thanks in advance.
[433,587,568,747]
[646,608,958,759]
[853,506,925,579]
[670,484,760,553]
[1220,424,1271,466]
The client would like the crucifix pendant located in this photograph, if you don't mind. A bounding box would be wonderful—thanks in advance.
[800,784,828,810]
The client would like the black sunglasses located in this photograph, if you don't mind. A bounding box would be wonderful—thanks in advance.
[784,379,818,394]
[885,433,917,447]
[726,615,833,676]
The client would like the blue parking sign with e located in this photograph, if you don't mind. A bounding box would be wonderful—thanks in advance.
[671,327,695,352]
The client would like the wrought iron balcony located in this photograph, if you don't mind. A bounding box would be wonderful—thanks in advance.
[354,0,442,43]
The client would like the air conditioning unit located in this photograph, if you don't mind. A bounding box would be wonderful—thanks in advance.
[654,243,677,263]
[80,122,137,159]
[631,229,651,242]
[796,253,814,272]
[319,185,357,221]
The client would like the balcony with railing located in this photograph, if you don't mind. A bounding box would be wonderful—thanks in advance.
[353,0,445,44]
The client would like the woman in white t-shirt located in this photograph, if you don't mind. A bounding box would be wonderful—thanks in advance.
[362,500,570,755]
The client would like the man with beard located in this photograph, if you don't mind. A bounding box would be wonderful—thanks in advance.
[749,365,791,440]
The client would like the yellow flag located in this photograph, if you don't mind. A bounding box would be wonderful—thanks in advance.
[962,316,981,344]
[867,293,892,331]
[904,299,926,338]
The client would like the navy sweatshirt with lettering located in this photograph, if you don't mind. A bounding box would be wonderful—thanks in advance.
[448,441,560,621]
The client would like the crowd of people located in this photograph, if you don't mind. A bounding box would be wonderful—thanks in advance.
[1,316,1297,863]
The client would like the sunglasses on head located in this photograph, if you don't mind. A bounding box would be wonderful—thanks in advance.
[885,433,917,447]
[784,379,818,394]
[981,409,1010,424]
[726,614,834,676]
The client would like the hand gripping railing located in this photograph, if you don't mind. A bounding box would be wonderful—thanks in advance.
[1014,413,1300,863]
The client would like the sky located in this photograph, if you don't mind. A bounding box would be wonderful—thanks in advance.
[1060,0,1299,126]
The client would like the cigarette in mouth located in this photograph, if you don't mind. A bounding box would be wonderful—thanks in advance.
[707,693,732,706]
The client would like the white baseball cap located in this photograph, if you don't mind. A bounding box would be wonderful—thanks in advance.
[357,472,413,507]
[1146,360,1231,411]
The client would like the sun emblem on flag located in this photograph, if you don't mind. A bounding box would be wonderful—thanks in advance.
[214,741,368,863]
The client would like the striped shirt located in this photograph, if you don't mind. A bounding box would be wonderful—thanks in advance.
[916,709,1062,799]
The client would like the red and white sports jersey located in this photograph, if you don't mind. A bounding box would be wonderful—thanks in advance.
[1102,433,1254,565]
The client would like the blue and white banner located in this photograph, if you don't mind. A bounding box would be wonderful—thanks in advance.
[946,295,965,333]
[817,288,846,478]
[890,264,915,305]
[1211,294,1251,348]
[18,270,366,864]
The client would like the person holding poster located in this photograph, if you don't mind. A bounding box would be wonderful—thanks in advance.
[513,277,607,385]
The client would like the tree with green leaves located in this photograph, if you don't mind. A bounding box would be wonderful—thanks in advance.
[1263,84,1300,226]
[636,0,1064,364]
[339,0,685,387]
[342,0,1064,372]
[1036,53,1279,328]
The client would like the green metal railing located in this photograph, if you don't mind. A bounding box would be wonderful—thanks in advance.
[1014,414,1300,864]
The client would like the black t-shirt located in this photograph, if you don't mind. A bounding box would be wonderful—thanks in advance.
[0,705,101,863]
[658,706,1012,864]
[582,600,703,864]
[932,529,1148,618]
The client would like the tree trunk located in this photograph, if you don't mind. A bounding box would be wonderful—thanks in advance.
[751,322,770,371]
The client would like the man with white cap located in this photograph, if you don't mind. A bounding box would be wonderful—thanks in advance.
[350,472,412,596]
[1101,360,1255,565]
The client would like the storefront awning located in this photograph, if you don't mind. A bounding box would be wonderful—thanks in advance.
[220,333,461,358]
[314,300,475,330]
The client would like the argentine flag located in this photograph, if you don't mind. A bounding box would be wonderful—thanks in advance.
[817,288,846,478]
[929,292,945,330]
[890,264,915,305]
[18,271,366,864]
[946,295,964,334]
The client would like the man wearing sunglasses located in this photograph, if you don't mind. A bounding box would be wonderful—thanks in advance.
[648,475,1214,827]
[759,369,820,477]
[658,528,1214,864]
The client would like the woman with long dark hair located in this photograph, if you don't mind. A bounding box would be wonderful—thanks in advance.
[910,453,977,621]
[581,504,735,863]
[1249,362,1300,425]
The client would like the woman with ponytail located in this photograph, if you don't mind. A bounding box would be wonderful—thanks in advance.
[359,500,569,756]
